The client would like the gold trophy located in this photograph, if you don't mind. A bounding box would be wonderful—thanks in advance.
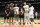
[25,7,28,13]
[16,11,17,15]
[21,10,24,15]
[25,11,28,13]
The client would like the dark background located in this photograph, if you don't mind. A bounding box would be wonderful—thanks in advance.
[0,0,40,18]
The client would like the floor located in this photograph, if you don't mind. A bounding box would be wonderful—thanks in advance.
[0,20,40,27]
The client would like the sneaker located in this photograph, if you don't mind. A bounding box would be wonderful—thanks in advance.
[6,23,9,27]
[20,22,22,25]
[4,23,5,27]
[23,22,25,25]
[12,22,14,24]
[25,22,27,25]
[9,22,11,25]
[15,22,19,25]
[31,22,34,27]
[28,22,30,25]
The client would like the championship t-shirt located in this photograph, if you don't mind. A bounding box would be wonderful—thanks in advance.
[14,7,19,14]
[29,6,34,14]
[23,5,29,13]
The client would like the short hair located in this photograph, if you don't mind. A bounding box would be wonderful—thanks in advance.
[24,2,26,3]
[10,3,14,5]
[6,4,10,7]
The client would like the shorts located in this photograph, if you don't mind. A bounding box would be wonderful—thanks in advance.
[24,13,28,18]
[30,18,34,22]
[16,15,19,17]
[10,11,14,17]
[19,14,24,18]
[4,14,9,19]
[29,14,34,18]
[14,14,19,17]
[10,13,14,17]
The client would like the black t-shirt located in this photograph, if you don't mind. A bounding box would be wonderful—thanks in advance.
[5,7,10,14]
[19,7,25,15]
[10,7,14,14]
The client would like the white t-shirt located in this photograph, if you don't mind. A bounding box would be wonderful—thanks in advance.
[14,7,19,14]
[10,7,14,10]
[23,5,29,13]
[29,6,34,14]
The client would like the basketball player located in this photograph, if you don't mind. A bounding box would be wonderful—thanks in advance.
[23,2,29,25]
[14,4,19,25]
[19,5,25,25]
[35,12,38,24]
[35,12,38,19]
[4,4,10,27]
[10,3,14,24]
[29,5,34,27]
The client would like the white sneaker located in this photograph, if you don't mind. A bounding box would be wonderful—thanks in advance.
[15,22,19,25]
[31,22,34,27]
[4,23,5,27]
[6,23,9,27]
[28,22,30,25]
[25,22,27,25]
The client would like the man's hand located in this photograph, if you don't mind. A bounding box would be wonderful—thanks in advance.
[14,9,16,12]
[6,12,7,14]
[5,10,7,14]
